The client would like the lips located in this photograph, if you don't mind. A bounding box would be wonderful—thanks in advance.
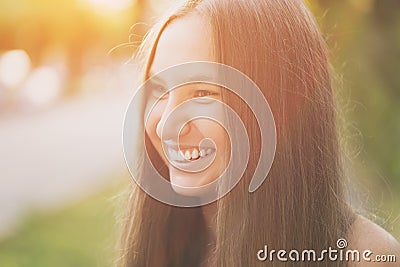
[162,141,216,172]
[167,147,215,161]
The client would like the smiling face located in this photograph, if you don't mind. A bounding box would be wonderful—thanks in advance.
[144,14,230,196]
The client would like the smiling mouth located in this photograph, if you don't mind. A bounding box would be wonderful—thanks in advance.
[162,142,216,171]
[166,146,215,162]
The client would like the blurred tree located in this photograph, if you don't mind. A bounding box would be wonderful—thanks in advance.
[0,0,140,94]
[310,0,400,190]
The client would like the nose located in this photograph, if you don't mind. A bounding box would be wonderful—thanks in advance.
[156,96,191,141]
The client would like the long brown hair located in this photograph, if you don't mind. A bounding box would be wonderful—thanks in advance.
[117,0,355,266]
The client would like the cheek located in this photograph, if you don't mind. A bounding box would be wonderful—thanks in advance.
[145,103,164,146]
[195,119,229,153]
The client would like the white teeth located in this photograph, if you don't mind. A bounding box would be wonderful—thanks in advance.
[184,150,192,160]
[192,149,199,159]
[168,147,213,162]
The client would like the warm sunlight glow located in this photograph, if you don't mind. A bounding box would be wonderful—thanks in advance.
[21,67,62,106]
[0,50,31,89]
[84,0,134,13]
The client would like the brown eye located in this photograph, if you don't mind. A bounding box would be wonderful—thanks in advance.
[196,90,217,98]
[197,90,207,97]
[149,82,168,100]
[193,90,219,104]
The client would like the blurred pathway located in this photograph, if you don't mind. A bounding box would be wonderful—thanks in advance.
[0,86,134,238]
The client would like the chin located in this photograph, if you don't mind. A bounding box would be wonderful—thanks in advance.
[169,168,219,197]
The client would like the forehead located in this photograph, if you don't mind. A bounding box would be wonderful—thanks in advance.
[150,13,214,75]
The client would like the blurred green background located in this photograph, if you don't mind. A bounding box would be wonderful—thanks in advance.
[0,0,399,266]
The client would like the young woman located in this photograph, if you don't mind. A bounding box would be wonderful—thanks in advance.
[118,0,400,266]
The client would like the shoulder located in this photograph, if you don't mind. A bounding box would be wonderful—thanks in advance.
[347,214,400,266]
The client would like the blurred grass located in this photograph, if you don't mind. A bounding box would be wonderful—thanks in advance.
[0,180,127,267]
[0,179,397,267]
